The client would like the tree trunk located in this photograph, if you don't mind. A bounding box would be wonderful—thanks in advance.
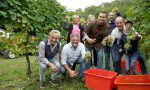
[25,30,31,79]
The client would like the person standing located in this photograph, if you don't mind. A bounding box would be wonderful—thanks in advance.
[120,21,147,75]
[67,15,84,43]
[111,16,126,74]
[84,11,109,69]
[104,12,116,70]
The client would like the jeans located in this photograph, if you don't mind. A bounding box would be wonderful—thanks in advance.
[85,47,92,70]
[104,46,111,70]
[39,58,64,83]
[111,44,119,72]
[137,50,148,74]
[111,43,123,74]
[66,55,85,78]
[85,47,103,69]
[125,53,137,75]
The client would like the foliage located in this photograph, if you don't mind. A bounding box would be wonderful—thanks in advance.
[0,0,67,78]
[0,0,66,56]
[83,0,150,59]
[126,0,150,58]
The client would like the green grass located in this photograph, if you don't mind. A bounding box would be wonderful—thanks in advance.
[0,56,86,90]
[0,55,150,90]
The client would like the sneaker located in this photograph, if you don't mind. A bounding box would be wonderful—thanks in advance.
[50,79,58,86]
[40,82,45,89]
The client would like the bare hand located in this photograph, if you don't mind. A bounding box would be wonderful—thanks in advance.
[48,63,57,72]
[87,38,96,44]
[69,70,78,77]
[119,49,123,52]
[135,32,141,40]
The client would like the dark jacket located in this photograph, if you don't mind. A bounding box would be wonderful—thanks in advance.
[67,24,84,43]
[107,20,116,35]
[44,39,60,60]
[108,20,116,30]
[120,33,139,54]
[85,20,109,51]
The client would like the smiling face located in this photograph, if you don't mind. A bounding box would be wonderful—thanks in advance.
[125,23,133,32]
[98,12,106,25]
[115,17,124,31]
[70,34,80,48]
[108,12,115,21]
[87,15,95,24]
[73,17,79,24]
[49,31,60,46]
[72,15,79,25]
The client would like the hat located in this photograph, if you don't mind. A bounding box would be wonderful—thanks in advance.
[125,20,133,26]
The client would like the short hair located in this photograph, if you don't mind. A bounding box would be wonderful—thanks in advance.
[72,15,79,19]
[108,12,115,16]
[49,30,61,38]
[87,14,95,20]
[99,11,107,15]
[87,14,95,23]
[98,11,107,19]
[115,16,124,24]
[125,21,133,26]
[70,33,79,39]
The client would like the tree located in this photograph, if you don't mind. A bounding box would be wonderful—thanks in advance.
[0,0,66,79]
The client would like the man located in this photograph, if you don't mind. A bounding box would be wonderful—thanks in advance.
[38,30,64,88]
[120,21,147,75]
[61,33,85,80]
[104,12,116,70]
[84,11,109,69]
[111,16,126,74]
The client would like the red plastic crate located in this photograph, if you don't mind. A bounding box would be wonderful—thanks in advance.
[84,68,117,90]
[121,59,141,74]
[114,75,150,90]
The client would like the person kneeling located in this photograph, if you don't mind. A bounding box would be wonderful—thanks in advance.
[61,33,86,81]
[38,30,64,88]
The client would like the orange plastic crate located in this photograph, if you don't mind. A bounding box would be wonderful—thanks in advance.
[84,68,117,90]
[121,59,141,74]
[114,75,150,90]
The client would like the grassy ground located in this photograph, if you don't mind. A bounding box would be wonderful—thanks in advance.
[0,56,150,90]
[0,56,86,90]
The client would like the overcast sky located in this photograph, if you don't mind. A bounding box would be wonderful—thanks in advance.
[57,0,112,11]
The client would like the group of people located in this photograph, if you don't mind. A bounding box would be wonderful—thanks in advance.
[37,11,148,88]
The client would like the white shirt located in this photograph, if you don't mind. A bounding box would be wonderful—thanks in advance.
[61,42,85,66]
[111,26,126,44]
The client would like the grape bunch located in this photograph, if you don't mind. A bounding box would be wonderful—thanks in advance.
[125,29,137,53]
[124,43,131,53]
[84,51,91,63]
[107,35,114,46]
[126,28,137,41]
[101,35,114,46]
[112,7,119,13]
[101,37,107,46]
[127,34,136,41]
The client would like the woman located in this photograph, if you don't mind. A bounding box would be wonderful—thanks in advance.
[67,15,84,43]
